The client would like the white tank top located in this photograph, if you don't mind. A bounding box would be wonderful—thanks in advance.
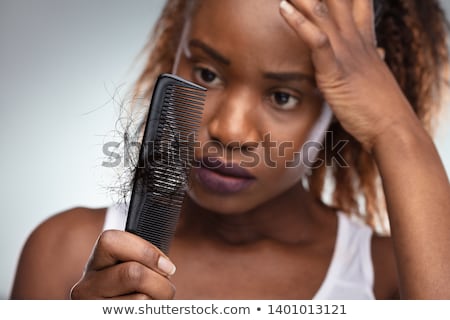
[103,204,375,300]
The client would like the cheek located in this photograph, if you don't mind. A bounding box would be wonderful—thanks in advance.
[251,151,306,204]
[262,137,308,181]
[255,106,330,184]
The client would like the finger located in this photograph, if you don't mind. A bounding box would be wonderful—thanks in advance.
[103,262,176,299]
[73,262,176,300]
[71,282,151,300]
[109,293,152,300]
[280,1,340,77]
[352,0,377,45]
[87,230,176,277]
[288,0,336,35]
[323,0,356,33]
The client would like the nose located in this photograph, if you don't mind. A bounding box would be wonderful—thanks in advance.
[206,86,261,152]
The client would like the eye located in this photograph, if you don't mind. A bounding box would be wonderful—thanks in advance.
[270,91,301,110]
[193,66,222,87]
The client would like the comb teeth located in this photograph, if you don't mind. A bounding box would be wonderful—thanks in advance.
[126,74,206,254]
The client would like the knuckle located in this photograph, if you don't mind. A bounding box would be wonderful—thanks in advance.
[162,281,176,299]
[167,283,176,299]
[155,280,176,300]
[133,293,151,300]
[69,285,81,300]
[70,281,84,300]
[121,262,145,285]
[97,230,117,250]
[293,14,306,29]
[313,1,329,18]
[70,273,100,299]
[142,244,160,266]
[314,33,330,49]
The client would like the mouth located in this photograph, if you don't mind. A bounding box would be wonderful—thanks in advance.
[192,157,256,194]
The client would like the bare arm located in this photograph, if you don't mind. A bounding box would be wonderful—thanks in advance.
[373,116,450,298]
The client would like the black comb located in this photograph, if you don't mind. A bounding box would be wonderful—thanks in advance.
[125,73,206,254]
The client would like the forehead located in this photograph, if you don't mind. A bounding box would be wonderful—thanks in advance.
[186,0,313,73]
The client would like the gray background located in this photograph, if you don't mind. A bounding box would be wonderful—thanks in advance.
[0,0,449,299]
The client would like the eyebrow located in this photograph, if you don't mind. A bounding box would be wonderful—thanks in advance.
[263,72,315,84]
[188,39,315,85]
[188,39,231,66]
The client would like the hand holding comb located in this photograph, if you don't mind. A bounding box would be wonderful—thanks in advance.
[125,74,206,254]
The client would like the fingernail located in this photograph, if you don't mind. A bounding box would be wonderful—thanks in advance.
[157,256,176,276]
[280,0,294,14]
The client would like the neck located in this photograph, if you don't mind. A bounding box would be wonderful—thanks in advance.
[178,182,335,245]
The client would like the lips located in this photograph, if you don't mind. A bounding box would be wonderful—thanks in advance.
[193,157,256,194]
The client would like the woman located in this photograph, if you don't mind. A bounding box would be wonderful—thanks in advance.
[10,0,450,299]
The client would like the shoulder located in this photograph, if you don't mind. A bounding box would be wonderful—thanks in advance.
[371,234,400,299]
[36,206,107,237]
[25,206,107,257]
[10,206,107,299]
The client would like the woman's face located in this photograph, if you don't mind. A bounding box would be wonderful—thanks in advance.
[174,0,331,214]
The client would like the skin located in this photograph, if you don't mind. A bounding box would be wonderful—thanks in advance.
[10,0,449,299]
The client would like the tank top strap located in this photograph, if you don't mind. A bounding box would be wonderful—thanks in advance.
[102,203,128,231]
[314,211,375,299]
